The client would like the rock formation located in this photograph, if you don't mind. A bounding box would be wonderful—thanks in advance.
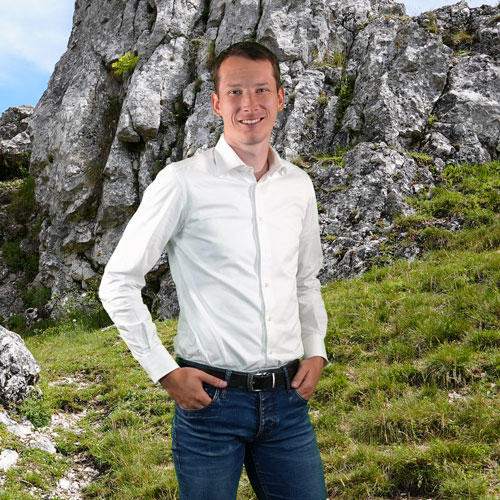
[14,0,500,316]
[0,106,39,321]
[0,325,41,406]
[0,105,33,180]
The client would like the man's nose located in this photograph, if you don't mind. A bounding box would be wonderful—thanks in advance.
[242,92,258,110]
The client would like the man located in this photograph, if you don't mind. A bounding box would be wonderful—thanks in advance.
[99,41,327,499]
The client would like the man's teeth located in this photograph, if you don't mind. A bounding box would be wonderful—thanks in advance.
[241,118,261,124]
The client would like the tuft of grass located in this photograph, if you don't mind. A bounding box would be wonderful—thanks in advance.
[423,12,439,34]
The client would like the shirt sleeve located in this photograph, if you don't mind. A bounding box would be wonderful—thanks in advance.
[99,165,185,383]
[296,181,328,363]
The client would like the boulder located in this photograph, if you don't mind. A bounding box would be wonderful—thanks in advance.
[0,325,41,407]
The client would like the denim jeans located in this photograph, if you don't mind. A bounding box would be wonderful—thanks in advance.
[171,363,326,500]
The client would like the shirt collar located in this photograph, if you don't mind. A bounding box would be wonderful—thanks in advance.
[213,134,287,177]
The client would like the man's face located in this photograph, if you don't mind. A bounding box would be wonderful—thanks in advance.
[212,56,285,151]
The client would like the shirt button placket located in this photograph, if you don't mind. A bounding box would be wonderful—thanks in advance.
[255,183,274,361]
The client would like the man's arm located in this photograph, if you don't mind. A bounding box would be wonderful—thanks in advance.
[99,166,227,408]
[99,166,186,382]
[291,182,328,399]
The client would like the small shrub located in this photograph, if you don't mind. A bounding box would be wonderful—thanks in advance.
[8,175,37,223]
[427,114,437,127]
[1,241,39,280]
[7,314,26,331]
[18,392,52,428]
[23,286,52,311]
[112,52,141,75]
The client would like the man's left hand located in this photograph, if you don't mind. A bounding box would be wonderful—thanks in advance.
[290,356,324,400]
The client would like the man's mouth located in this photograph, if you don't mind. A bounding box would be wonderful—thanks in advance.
[239,117,264,125]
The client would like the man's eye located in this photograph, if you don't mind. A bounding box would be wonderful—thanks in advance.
[257,88,268,93]
[229,90,241,95]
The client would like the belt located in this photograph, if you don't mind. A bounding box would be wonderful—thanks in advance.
[177,358,300,392]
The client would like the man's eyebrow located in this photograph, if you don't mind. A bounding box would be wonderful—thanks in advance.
[225,82,271,87]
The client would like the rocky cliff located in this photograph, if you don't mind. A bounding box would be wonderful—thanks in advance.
[11,0,500,319]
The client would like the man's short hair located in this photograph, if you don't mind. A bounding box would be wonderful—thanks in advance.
[212,41,281,94]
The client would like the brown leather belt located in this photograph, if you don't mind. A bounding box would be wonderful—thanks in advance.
[177,358,300,392]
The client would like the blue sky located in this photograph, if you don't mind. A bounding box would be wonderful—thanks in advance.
[0,0,497,116]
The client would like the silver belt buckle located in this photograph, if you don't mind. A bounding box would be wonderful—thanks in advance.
[247,371,275,392]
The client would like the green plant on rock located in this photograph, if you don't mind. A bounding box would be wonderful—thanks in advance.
[443,28,475,48]
[406,151,435,167]
[8,175,37,223]
[314,50,346,68]
[318,93,329,105]
[423,12,439,34]
[1,241,39,281]
[334,72,356,131]
[427,114,437,127]
[112,52,141,75]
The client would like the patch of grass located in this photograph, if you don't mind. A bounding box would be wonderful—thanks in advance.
[1,241,39,281]
[311,146,351,166]
[314,50,346,68]
[423,12,439,34]
[3,156,500,497]
[412,161,500,228]
[7,175,37,223]
[334,73,356,131]
[443,28,475,48]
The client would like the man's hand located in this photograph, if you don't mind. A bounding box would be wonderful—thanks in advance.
[160,367,227,409]
[290,356,324,400]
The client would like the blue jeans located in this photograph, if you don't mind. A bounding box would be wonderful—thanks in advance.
[171,364,326,500]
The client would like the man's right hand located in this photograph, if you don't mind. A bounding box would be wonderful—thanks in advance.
[159,367,227,409]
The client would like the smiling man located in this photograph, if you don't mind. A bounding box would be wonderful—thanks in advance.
[99,41,327,499]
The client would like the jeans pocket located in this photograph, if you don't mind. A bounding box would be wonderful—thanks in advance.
[176,385,220,413]
[292,389,310,403]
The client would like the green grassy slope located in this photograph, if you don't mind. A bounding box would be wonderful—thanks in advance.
[1,160,499,499]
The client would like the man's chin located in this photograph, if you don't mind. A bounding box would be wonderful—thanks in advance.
[234,132,271,147]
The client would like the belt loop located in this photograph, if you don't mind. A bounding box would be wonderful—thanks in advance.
[221,370,231,399]
[283,364,292,392]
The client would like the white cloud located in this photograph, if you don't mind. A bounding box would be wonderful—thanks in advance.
[403,0,498,16]
[0,0,74,74]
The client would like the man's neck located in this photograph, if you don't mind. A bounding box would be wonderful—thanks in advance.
[226,139,270,181]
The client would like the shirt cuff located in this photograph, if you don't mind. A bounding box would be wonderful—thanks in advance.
[302,334,328,365]
[137,341,180,383]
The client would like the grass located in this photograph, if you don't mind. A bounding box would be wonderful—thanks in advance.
[2,160,500,498]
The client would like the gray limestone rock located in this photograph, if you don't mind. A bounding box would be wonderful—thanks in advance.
[11,0,497,316]
[0,106,33,180]
[311,142,435,281]
[0,449,18,472]
[0,106,33,141]
[0,325,41,407]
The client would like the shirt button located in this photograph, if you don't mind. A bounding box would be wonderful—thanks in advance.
[267,316,272,322]
[264,282,270,288]
[258,216,263,222]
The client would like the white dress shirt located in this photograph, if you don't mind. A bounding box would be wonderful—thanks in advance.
[99,135,327,382]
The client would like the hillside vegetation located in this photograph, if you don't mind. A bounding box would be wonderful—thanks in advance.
[1,160,500,499]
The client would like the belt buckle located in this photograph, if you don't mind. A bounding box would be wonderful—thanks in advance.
[247,371,275,392]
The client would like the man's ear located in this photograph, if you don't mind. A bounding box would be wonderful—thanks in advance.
[277,86,285,112]
[212,92,221,116]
